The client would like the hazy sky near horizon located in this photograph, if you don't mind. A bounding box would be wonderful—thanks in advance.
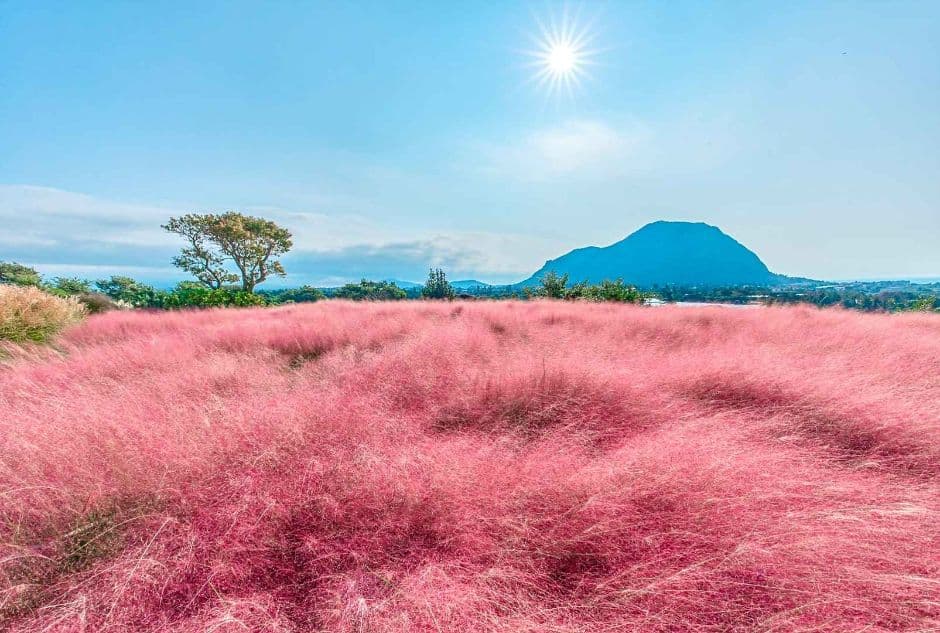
[2,1,938,285]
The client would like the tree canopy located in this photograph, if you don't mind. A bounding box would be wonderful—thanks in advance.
[163,212,293,292]
[95,276,162,307]
[422,268,455,300]
[535,271,569,299]
[47,277,92,296]
[0,262,41,287]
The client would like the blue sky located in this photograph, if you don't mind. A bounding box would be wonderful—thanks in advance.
[2,1,938,285]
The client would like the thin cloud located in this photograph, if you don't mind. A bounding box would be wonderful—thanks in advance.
[469,114,742,184]
[476,119,643,181]
[1,185,561,285]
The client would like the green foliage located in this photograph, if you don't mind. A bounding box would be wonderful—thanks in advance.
[163,214,238,289]
[579,279,643,303]
[159,283,268,309]
[95,276,163,307]
[422,268,455,299]
[535,271,569,299]
[264,285,326,304]
[653,281,940,312]
[45,277,92,297]
[760,284,940,312]
[910,296,939,312]
[332,279,407,301]
[530,273,642,303]
[562,281,589,300]
[0,262,42,287]
[163,212,293,292]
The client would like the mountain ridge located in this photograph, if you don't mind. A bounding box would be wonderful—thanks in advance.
[518,221,789,287]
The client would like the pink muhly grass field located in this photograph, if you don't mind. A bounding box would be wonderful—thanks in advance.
[1,301,939,631]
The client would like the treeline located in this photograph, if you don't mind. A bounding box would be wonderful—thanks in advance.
[4,259,937,314]
[655,281,940,312]
[0,261,648,312]
[764,286,940,312]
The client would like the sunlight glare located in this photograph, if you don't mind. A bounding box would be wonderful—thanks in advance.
[548,44,576,74]
[524,9,597,98]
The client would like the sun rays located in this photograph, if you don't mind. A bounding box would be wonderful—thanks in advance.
[524,8,599,98]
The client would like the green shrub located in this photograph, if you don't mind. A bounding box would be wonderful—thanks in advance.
[332,279,407,301]
[579,279,643,303]
[530,273,641,303]
[534,271,568,299]
[264,285,326,304]
[0,285,86,343]
[159,284,268,309]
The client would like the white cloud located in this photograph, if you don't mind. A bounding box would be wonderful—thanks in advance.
[1,184,180,249]
[1,185,564,285]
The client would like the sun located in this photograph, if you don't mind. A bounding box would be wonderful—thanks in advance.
[547,43,577,74]
[524,9,597,97]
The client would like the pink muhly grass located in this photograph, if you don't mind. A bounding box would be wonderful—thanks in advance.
[1,301,938,631]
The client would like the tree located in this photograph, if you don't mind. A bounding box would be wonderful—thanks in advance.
[911,296,939,312]
[47,277,92,296]
[95,276,162,307]
[422,268,455,300]
[536,271,568,299]
[0,262,41,286]
[163,212,293,292]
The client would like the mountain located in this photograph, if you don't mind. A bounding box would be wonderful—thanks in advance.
[385,279,423,289]
[451,279,492,290]
[521,221,786,287]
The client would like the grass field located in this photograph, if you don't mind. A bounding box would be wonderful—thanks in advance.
[1,301,939,631]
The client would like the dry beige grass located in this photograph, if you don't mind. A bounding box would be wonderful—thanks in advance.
[0,284,86,343]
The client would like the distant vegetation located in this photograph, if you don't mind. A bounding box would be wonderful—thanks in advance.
[330,279,408,301]
[2,257,937,319]
[1,213,938,317]
[258,285,326,304]
[655,281,940,312]
[528,271,644,303]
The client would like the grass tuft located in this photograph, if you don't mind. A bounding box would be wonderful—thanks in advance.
[0,285,86,344]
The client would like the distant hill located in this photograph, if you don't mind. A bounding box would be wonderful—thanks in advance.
[521,221,788,287]
[383,279,492,291]
[451,279,492,290]
[385,279,423,290]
